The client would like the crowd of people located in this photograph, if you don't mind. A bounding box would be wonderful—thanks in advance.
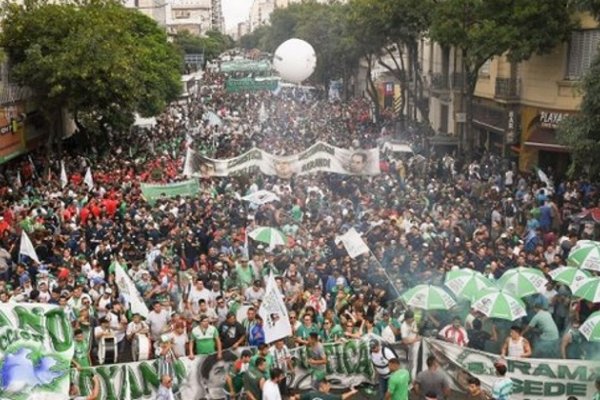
[1,64,599,400]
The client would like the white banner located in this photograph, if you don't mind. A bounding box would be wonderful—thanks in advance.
[183,141,380,178]
[0,303,74,399]
[335,228,370,259]
[115,262,150,319]
[258,274,292,343]
[424,338,599,400]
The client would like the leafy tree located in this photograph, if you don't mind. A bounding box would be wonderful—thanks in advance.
[429,0,576,157]
[559,53,600,177]
[0,0,182,151]
[347,0,433,125]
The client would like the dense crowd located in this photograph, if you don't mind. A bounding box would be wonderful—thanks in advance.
[0,68,599,400]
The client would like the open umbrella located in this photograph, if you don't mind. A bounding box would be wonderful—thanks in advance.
[548,266,591,291]
[497,267,547,298]
[444,268,495,301]
[580,311,600,341]
[242,190,280,205]
[573,277,600,303]
[401,284,456,310]
[248,227,287,247]
[567,240,600,272]
[471,288,527,321]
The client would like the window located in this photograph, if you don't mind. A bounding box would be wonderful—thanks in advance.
[479,59,491,76]
[566,29,600,80]
[440,104,449,134]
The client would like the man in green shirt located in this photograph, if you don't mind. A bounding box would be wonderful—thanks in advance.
[300,378,358,400]
[244,356,268,400]
[251,343,274,378]
[189,315,222,358]
[72,329,91,369]
[522,303,559,358]
[386,358,410,400]
[225,350,252,398]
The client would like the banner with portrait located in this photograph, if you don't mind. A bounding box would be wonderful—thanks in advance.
[0,303,74,400]
[183,142,380,178]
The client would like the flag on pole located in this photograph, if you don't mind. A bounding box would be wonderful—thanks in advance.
[83,167,94,191]
[19,230,40,264]
[114,262,149,318]
[259,273,292,343]
[536,167,552,189]
[28,155,37,179]
[15,170,21,188]
[60,161,68,188]
[335,227,370,259]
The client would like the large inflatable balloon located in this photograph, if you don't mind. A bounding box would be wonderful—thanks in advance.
[273,39,317,83]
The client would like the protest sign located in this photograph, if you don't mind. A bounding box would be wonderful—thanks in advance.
[225,78,279,93]
[0,304,74,400]
[335,228,370,259]
[424,338,600,400]
[140,179,200,204]
[259,274,292,343]
[183,141,380,178]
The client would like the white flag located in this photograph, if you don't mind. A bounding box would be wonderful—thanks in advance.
[335,227,370,259]
[259,102,268,123]
[258,273,292,343]
[115,262,149,318]
[15,171,21,188]
[19,230,40,264]
[84,167,94,190]
[60,161,68,189]
[536,167,553,189]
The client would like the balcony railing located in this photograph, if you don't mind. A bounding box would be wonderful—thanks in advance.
[430,73,449,90]
[495,78,520,100]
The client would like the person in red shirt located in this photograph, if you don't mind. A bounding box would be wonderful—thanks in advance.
[439,316,469,347]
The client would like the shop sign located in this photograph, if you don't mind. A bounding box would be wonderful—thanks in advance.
[539,111,570,129]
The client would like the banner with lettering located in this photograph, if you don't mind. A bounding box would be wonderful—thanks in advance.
[183,142,380,178]
[0,303,74,400]
[0,103,26,163]
[424,338,599,400]
[72,340,411,399]
[140,179,200,205]
[225,78,279,93]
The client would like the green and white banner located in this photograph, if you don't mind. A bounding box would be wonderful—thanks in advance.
[424,338,600,400]
[183,141,380,179]
[225,78,279,93]
[72,339,406,399]
[0,304,74,400]
[140,179,200,204]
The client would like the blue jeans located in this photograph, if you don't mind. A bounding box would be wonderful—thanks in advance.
[379,377,389,399]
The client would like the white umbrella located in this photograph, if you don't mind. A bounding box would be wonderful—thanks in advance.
[242,190,280,205]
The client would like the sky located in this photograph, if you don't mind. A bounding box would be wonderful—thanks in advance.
[223,0,253,30]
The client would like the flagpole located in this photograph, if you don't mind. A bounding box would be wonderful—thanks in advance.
[367,249,402,298]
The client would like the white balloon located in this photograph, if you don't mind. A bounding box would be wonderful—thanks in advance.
[273,38,317,83]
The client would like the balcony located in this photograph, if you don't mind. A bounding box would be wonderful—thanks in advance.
[494,78,520,101]
[430,73,449,96]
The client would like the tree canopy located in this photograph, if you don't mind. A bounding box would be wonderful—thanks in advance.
[173,29,234,62]
[0,0,182,147]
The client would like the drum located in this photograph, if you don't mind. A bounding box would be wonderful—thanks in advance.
[132,334,151,361]
[98,336,118,365]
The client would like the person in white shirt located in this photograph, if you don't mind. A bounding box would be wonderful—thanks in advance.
[245,280,265,304]
[262,368,285,400]
[188,279,211,313]
[270,339,292,395]
[126,313,149,341]
[400,310,421,379]
[147,302,171,341]
[168,323,189,358]
[96,289,113,319]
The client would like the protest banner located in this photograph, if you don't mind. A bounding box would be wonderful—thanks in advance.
[183,141,380,178]
[335,228,370,259]
[259,273,292,343]
[72,339,409,399]
[140,179,200,205]
[115,262,150,319]
[225,78,279,93]
[424,338,600,400]
[0,303,74,399]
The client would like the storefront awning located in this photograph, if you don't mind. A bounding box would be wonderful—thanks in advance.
[524,127,569,153]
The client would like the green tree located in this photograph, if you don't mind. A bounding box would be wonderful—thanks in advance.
[429,0,576,157]
[348,0,433,124]
[559,53,600,177]
[0,0,182,151]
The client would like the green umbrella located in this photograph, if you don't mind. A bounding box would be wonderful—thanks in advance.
[567,240,600,272]
[401,284,456,310]
[444,268,496,301]
[248,226,287,247]
[497,267,547,298]
[573,277,600,303]
[471,288,527,321]
[548,266,591,291]
[580,311,600,341]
